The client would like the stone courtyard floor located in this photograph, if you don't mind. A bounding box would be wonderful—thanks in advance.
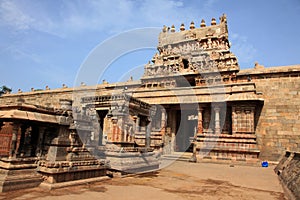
[0,154,286,200]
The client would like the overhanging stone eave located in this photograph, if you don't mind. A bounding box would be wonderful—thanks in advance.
[0,110,59,124]
[225,95,264,102]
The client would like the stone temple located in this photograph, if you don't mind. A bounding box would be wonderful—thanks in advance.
[0,14,299,196]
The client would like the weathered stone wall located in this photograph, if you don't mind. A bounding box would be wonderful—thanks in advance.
[0,82,138,109]
[275,151,300,200]
[1,66,300,162]
[255,76,300,161]
[0,88,73,108]
[238,67,300,161]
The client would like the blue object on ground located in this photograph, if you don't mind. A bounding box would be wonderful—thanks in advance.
[261,161,269,167]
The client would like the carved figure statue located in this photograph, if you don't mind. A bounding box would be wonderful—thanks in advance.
[207,39,212,49]
[212,40,217,48]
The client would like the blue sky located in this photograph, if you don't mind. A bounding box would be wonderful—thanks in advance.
[1,0,300,92]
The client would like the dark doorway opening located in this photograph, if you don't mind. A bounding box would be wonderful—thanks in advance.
[182,59,189,69]
[176,109,198,152]
[97,110,108,146]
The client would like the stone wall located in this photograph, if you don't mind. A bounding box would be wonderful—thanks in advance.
[275,151,300,200]
[238,66,300,161]
[1,66,300,162]
[0,82,138,108]
[0,88,73,108]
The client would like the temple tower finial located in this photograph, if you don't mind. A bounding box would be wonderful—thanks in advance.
[171,24,175,32]
[190,21,195,29]
[162,25,168,33]
[211,18,216,25]
[200,19,206,27]
[180,23,185,31]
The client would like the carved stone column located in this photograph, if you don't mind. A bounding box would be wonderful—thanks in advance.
[250,107,255,133]
[232,106,237,134]
[111,117,118,142]
[129,125,134,142]
[197,107,203,134]
[214,107,221,134]
[119,118,125,142]
[146,118,152,149]
[123,124,127,142]
[203,108,210,133]
[135,116,140,133]
[36,127,46,157]
[9,122,20,158]
[169,110,177,134]
[161,109,166,135]
[103,116,111,142]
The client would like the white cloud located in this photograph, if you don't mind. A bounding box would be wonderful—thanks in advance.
[0,0,34,30]
[0,0,205,37]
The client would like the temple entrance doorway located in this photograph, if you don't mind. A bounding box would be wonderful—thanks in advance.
[175,109,198,152]
[96,109,108,146]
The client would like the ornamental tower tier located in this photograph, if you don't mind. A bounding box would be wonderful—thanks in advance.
[141,14,239,88]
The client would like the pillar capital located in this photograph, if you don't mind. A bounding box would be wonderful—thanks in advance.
[197,106,204,111]
[213,107,220,112]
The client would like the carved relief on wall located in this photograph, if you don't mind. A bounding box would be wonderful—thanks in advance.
[159,41,202,56]
[143,16,240,83]
[143,78,176,88]
[232,106,255,134]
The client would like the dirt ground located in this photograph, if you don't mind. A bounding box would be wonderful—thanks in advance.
[0,158,286,200]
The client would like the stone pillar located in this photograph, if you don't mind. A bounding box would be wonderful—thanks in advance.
[135,116,140,133]
[36,127,46,157]
[170,110,177,153]
[203,108,210,133]
[123,124,127,142]
[161,109,166,135]
[103,116,111,141]
[111,117,118,142]
[129,125,134,142]
[250,107,255,133]
[9,122,20,158]
[119,117,125,142]
[232,106,237,134]
[214,107,221,134]
[197,107,203,134]
[190,107,203,162]
[169,110,177,133]
[146,118,152,149]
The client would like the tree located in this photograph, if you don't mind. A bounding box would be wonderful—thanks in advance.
[0,85,12,96]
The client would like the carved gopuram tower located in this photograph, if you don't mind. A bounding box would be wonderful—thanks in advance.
[142,14,239,88]
[134,14,263,162]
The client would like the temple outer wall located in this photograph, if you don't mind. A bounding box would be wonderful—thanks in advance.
[0,89,73,108]
[1,66,300,162]
[237,66,300,161]
[0,82,138,108]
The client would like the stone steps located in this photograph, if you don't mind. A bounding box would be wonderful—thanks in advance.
[161,152,192,162]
